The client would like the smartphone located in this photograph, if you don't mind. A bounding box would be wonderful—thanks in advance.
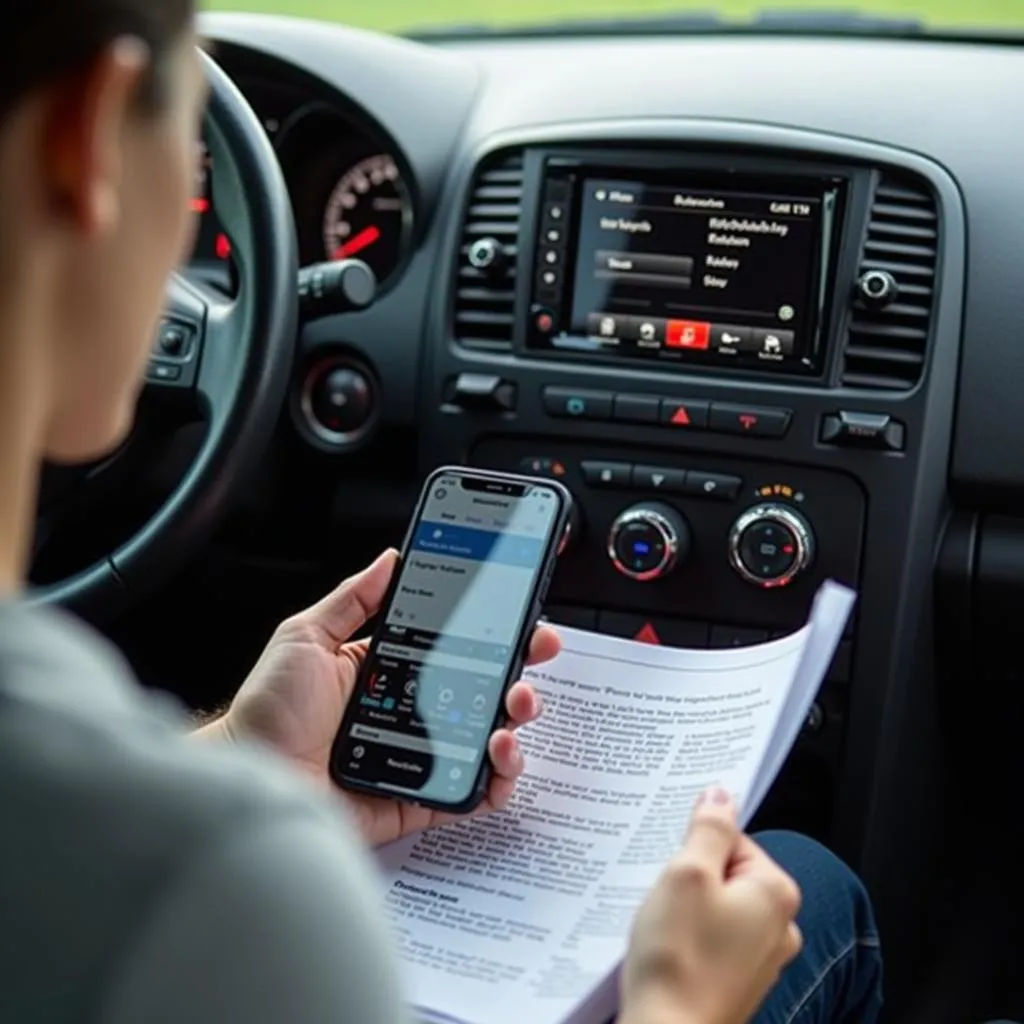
[330,466,572,814]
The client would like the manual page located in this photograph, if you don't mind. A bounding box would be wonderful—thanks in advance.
[376,582,855,1024]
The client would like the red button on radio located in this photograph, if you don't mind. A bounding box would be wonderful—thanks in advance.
[666,319,711,350]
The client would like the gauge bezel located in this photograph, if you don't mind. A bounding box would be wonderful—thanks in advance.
[320,152,415,284]
[273,101,417,295]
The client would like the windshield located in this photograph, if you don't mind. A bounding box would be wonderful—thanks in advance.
[202,0,1024,36]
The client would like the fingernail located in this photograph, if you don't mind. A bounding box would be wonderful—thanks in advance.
[705,786,731,806]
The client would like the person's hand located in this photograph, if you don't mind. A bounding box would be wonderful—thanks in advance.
[620,788,803,1024]
[207,549,561,848]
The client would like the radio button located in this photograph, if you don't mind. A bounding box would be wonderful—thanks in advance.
[543,387,613,420]
[660,398,710,429]
[666,319,711,350]
[628,316,666,347]
[709,403,792,438]
[753,328,795,358]
[533,307,556,334]
[582,461,632,488]
[538,267,561,290]
[613,393,660,423]
[633,466,686,493]
[543,202,566,225]
[710,324,753,353]
[587,312,628,340]
[684,471,743,501]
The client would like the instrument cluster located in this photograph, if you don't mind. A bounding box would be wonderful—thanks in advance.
[192,74,415,293]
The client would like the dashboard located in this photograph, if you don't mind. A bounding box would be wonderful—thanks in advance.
[190,14,1024,1020]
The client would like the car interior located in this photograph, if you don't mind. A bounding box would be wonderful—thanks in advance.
[28,9,1024,1023]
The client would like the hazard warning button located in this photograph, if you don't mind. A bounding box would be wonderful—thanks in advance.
[660,398,709,429]
[598,613,709,648]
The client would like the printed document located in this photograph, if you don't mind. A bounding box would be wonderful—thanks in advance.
[376,581,856,1024]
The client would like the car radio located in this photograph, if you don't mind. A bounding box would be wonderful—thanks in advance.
[526,156,845,377]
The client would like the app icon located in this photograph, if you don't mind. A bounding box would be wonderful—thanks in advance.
[666,320,710,350]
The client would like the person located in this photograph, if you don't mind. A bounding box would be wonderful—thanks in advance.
[0,0,883,1021]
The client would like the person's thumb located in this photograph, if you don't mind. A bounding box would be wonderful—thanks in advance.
[681,787,740,873]
[301,549,398,643]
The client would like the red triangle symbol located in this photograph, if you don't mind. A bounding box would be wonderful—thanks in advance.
[634,622,661,645]
[671,406,691,426]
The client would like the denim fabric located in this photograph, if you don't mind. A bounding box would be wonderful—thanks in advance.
[751,831,883,1024]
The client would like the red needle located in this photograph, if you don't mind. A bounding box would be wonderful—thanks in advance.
[334,224,380,260]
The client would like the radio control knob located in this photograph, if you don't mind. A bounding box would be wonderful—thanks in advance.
[608,502,691,582]
[728,503,815,588]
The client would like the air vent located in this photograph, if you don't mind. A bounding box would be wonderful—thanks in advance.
[452,151,524,351]
[841,173,938,390]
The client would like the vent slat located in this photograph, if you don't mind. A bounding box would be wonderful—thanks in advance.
[453,151,525,351]
[841,172,938,391]
[844,343,925,366]
[868,221,938,242]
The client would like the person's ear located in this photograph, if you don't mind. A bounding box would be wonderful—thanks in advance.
[43,38,151,238]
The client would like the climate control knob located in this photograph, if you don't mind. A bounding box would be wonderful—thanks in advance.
[728,503,815,588]
[608,502,691,582]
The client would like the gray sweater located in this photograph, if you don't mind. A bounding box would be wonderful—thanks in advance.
[0,600,408,1023]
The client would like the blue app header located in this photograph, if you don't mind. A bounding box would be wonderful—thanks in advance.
[412,521,544,569]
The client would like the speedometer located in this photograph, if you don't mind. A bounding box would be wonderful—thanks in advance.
[322,154,411,286]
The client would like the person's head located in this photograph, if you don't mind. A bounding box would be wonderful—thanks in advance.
[0,0,203,464]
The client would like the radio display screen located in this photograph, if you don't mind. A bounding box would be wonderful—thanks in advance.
[529,171,841,374]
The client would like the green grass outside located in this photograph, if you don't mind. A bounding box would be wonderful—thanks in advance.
[202,0,1024,34]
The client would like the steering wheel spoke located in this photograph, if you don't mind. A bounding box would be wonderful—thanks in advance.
[146,272,223,395]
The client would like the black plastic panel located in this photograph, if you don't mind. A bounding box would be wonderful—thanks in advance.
[472,437,864,632]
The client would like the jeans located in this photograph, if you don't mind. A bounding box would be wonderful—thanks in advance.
[751,831,883,1024]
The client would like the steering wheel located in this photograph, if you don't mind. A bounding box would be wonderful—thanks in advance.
[27,53,297,624]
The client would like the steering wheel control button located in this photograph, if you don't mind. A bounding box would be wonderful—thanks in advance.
[728,504,816,589]
[157,322,191,357]
[543,387,613,420]
[613,393,661,423]
[632,466,686,494]
[684,472,743,501]
[820,410,905,452]
[608,502,691,582]
[582,461,631,488]
[709,403,793,439]
[660,398,710,430]
[147,362,182,384]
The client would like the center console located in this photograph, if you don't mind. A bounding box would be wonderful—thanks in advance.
[422,121,965,846]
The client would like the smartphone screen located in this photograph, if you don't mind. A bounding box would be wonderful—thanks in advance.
[331,470,568,808]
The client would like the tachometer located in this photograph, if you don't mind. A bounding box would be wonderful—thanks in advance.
[322,154,411,286]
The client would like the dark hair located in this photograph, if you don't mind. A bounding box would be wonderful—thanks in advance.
[0,0,195,118]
